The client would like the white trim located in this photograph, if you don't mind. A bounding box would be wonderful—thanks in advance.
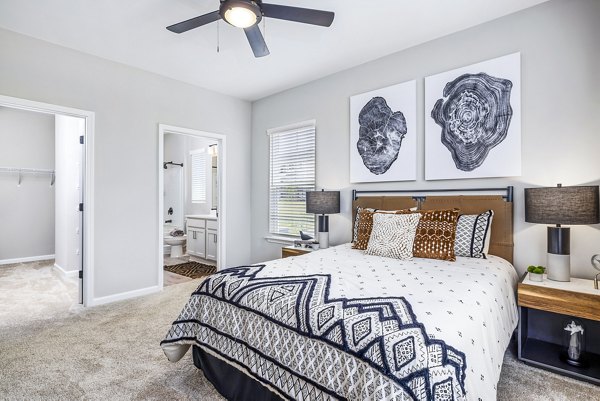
[53,263,79,278]
[158,124,227,292]
[266,119,316,136]
[264,235,298,245]
[0,94,95,308]
[0,254,55,266]
[87,285,161,307]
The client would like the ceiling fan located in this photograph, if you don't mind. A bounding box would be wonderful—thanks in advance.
[166,0,335,58]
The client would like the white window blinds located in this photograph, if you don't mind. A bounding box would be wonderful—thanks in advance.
[269,121,316,236]
[190,149,207,203]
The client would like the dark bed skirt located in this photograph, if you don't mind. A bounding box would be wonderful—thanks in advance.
[192,345,286,401]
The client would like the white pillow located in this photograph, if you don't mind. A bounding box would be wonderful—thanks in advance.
[454,210,494,258]
[365,213,421,260]
[352,206,418,243]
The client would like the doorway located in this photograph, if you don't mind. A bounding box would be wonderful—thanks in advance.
[157,124,226,288]
[0,94,95,307]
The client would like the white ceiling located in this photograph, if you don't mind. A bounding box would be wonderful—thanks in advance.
[0,0,548,101]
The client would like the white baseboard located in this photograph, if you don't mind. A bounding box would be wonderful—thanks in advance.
[88,285,161,307]
[0,254,55,266]
[53,263,79,279]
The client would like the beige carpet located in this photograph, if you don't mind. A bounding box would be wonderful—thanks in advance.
[0,275,598,400]
[0,259,79,328]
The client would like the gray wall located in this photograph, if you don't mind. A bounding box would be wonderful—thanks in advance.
[0,28,252,301]
[251,0,600,278]
[0,107,55,261]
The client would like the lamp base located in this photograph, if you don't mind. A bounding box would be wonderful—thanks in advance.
[547,226,570,282]
[547,253,570,282]
[318,232,329,249]
[317,215,330,249]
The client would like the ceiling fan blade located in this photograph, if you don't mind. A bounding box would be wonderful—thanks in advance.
[262,4,334,27]
[244,25,270,58]
[166,11,221,33]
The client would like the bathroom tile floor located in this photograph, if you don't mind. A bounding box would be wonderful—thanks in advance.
[163,256,194,287]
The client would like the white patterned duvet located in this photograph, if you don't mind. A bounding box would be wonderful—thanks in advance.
[162,243,518,401]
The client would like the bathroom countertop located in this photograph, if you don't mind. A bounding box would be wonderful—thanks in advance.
[186,214,217,220]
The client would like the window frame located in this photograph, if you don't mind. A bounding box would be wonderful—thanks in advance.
[189,148,208,204]
[267,120,316,238]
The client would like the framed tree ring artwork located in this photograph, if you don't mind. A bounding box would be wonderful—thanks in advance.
[425,53,521,180]
[350,80,417,183]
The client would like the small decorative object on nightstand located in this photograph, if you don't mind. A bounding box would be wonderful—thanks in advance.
[525,184,600,282]
[527,265,546,281]
[527,265,545,282]
[561,320,587,367]
[306,189,340,249]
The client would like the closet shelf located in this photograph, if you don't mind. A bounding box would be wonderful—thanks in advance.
[0,166,55,186]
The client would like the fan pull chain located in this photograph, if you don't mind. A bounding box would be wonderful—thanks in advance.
[216,20,220,53]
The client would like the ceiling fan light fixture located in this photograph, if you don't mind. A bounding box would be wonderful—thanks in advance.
[220,0,262,29]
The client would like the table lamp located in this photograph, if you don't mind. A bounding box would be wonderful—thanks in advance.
[525,184,599,281]
[306,189,340,249]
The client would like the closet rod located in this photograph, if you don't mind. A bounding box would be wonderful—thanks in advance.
[0,166,55,174]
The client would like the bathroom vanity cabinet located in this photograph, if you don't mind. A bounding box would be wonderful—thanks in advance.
[186,216,217,262]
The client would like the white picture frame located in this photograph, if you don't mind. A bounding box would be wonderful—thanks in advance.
[425,53,521,181]
[350,80,417,183]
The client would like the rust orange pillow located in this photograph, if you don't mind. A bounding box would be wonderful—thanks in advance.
[408,209,460,261]
[352,209,378,250]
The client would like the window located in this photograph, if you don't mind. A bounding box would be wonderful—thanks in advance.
[269,121,316,237]
[190,149,207,203]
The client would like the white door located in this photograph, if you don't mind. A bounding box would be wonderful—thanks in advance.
[189,227,206,259]
[206,229,217,261]
[55,114,85,304]
[77,127,84,304]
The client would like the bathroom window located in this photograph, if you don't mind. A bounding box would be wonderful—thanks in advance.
[190,149,207,203]
[268,120,316,237]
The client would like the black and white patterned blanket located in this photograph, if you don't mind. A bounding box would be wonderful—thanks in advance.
[161,265,467,401]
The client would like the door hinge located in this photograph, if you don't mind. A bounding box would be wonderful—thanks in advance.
[79,270,83,279]
[80,135,84,144]
[79,203,84,212]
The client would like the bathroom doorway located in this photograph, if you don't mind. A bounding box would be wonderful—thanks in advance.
[157,124,226,288]
[0,94,95,310]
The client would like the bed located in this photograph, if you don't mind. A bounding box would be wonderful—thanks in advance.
[161,188,519,401]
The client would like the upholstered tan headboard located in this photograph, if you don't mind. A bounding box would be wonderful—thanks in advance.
[351,188,514,264]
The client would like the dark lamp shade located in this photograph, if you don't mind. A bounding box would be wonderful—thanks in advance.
[306,190,340,214]
[525,185,600,225]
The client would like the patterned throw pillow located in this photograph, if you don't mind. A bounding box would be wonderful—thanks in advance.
[410,209,460,261]
[352,207,418,250]
[365,213,421,260]
[454,210,494,258]
[352,209,378,250]
[352,207,376,243]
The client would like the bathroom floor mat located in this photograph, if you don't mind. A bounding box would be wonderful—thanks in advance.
[163,262,217,279]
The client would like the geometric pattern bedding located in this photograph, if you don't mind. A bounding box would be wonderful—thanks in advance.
[162,265,468,401]
[162,244,518,401]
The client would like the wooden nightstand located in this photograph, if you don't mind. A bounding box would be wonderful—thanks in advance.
[281,246,317,258]
[518,273,600,384]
